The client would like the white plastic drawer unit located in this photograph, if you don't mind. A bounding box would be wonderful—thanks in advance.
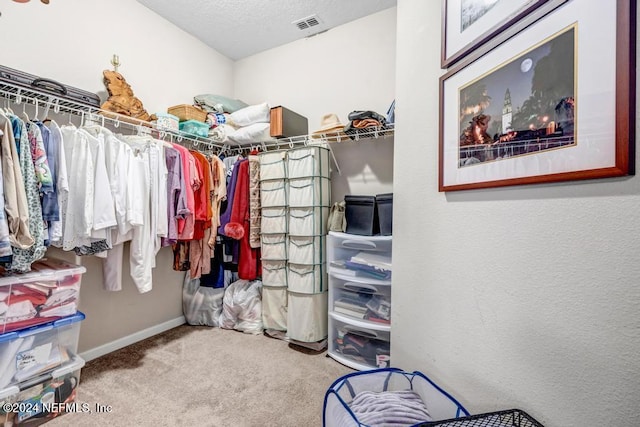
[330,278,391,324]
[261,260,287,287]
[286,145,330,178]
[288,207,329,236]
[261,233,287,261]
[287,176,330,207]
[288,235,325,265]
[261,207,288,234]
[259,150,287,180]
[287,263,327,294]
[328,232,392,256]
[328,315,391,370]
[287,291,328,343]
[260,179,287,207]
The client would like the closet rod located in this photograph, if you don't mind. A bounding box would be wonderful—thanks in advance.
[0,81,226,151]
[0,81,353,173]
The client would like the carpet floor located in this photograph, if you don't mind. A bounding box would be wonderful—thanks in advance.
[47,325,353,427]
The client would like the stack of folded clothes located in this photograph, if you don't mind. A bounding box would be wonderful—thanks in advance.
[335,331,390,366]
[343,110,390,140]
[344,251,392,281]
[0,262,83,333]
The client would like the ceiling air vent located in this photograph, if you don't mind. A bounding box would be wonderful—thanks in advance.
[293,14,322,31]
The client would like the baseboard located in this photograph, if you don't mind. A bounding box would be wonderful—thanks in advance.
[79,316,186,362]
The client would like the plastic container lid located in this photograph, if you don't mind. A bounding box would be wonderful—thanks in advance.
[0,258,86,286]
[0,312,85,344]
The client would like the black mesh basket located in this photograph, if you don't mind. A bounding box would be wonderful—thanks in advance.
[417,409,544,427]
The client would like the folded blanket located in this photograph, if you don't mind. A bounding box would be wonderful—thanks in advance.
[349,390,431,427]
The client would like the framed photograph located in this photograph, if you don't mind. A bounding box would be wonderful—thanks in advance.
[439,0,635,192]
[442,0,570,68]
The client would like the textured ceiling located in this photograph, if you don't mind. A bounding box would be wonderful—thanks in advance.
[137,0,397,60]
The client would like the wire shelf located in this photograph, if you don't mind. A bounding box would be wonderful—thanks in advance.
[0,81,226,152]
[0,80,394,173]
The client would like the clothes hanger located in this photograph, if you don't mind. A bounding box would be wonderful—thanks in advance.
[21,101,30,123]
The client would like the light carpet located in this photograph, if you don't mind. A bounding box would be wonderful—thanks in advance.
[48,325,353,427]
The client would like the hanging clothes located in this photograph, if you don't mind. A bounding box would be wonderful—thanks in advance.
[227,159,261,280]
[9,121,46,272]
[208,155,227,249]
[38,121,63,244]
[172,143,196,240]
[46,121,69,247]
[162,145,183,247]
[0,129,11,258]
[248,153,261,249]
[0,116,32,251]
[102,135,156,293]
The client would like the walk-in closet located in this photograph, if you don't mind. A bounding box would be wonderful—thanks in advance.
[0,1,638,426]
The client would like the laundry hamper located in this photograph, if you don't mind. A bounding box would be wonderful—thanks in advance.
[323,368,469,427]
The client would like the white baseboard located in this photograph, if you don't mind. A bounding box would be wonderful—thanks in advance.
[79,316,186,362]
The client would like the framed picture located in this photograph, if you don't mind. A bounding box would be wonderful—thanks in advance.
[442,0,570,68]
[439,0,635,192]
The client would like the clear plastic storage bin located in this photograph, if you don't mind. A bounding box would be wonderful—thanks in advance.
[0,312,85,390]
[0,356,85,427]
[0,258,86,334]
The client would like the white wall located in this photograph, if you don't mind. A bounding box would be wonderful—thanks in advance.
[234,8,397,202]
[0,0,234,355]
[393,1,640,426]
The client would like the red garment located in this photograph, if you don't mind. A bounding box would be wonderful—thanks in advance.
[190,152,212,241]
[228,160,261,280]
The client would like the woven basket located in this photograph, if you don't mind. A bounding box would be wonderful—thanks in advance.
[167,104,208,123]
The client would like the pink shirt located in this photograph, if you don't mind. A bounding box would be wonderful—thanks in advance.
[171,144,196,240]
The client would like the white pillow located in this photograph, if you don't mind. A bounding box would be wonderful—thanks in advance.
[227,123,275,144]
[228,102,270,127]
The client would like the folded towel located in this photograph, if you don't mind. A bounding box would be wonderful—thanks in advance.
[349,390,431,426]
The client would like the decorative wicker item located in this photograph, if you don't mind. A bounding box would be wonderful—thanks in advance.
[168,104,208,123]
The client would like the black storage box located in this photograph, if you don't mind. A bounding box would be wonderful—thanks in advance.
[376,193,393,236]
[270,105,308,138]
[345,195,379,236]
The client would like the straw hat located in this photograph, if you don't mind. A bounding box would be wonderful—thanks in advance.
[313,113,345,134]
[312,113,348,142]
